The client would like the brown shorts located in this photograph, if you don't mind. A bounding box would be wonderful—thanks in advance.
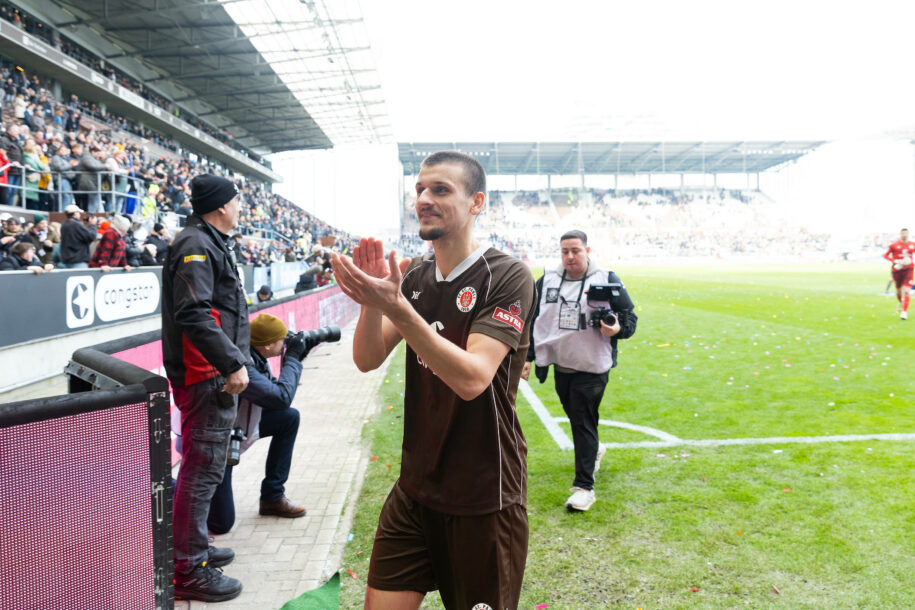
[892,266,913,289]
[367,480,528,610]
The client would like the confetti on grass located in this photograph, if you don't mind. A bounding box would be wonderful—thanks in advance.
[346,569,358,579]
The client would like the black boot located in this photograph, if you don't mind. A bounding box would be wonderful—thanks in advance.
[174,562,242,602]
[208,546,235,568]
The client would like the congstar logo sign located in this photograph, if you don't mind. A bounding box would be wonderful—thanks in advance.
[65,276,95,328]
[95,272,161,321]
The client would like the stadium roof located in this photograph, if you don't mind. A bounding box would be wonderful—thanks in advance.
[398,142,825,176]
[42,0,391,152]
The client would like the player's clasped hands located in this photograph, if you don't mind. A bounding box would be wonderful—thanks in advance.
[331,239,409,313]
[352,237,391,279]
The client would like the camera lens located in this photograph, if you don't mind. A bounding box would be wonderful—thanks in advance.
[304,325,341,346]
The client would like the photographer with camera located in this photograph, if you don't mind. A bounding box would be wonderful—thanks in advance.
[522,230,637,512]
[207,314,340,534]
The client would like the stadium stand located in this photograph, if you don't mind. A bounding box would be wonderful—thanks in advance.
[0,56,358,272]
[0,1,269,165]
[399,187,894,262]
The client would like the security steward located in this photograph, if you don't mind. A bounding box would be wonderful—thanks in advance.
[522,230,637,512]
[162,174,250,602]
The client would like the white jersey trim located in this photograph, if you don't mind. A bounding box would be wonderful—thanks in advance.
[488,379,503,511]
[435,244,488,283]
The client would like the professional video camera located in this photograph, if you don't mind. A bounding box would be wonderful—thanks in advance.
[284,325,341,360]
[586,283,634,329]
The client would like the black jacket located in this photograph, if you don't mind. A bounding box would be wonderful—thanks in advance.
[294,264,322,293]
[1,230,30,256]
[161,215,251,387]
[59,218,96,264]
[145,233,169,264]
[0,253,37,271]
[124,231,142,267]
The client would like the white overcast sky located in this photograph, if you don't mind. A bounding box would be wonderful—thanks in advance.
[274,0,915,235]
[359,0,915,141]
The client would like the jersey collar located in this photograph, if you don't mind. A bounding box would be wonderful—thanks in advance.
[435,244,488,282]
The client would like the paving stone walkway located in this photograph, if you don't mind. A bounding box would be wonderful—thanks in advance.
[177,318,389,609]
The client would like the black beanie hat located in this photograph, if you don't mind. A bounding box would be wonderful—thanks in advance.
[190,174,239,215]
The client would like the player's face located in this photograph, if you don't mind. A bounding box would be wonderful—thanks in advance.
[415,163,481,241]
[560,238,590,278]
[902,229,909,242]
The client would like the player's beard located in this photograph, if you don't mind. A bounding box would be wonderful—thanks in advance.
[419,227,445,241]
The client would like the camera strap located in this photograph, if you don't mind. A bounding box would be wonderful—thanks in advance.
[557,270,586,331]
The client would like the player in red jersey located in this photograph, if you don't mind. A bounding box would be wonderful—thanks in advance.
[883,228,914,320]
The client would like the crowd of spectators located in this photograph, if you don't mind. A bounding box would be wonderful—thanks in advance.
[398,187,891,263]
[0,2,269,165]
[0,58,356,278]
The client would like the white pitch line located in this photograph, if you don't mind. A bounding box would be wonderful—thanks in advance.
[598,433,915,450]
[551,416,682,442]
[519,380,573,450]
[520,381,915,451]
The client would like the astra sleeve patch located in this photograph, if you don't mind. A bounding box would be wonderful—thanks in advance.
[183,254,207,263]
[492,307,524,332]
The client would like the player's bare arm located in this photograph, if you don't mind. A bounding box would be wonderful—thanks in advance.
[333,249,509,400]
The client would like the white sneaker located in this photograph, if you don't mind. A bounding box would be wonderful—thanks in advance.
[593,445,607,476]
[566,487,596,512]
[902,310,908,320]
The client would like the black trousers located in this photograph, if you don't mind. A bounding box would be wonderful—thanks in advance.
[171,377,237,573]
[554,370,609,491]
[206,407,300,535]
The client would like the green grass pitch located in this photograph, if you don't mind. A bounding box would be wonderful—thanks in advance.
[340,263,915,608]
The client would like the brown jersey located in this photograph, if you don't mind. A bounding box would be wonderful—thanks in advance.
[397,246,535,515]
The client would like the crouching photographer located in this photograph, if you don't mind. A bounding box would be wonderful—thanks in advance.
[522,230,637,512]
[207,313,341,534]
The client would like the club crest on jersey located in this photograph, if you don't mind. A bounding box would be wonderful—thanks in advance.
[545,287,559,303]
[471,604,493,610]
[456,286,477,312]
[509,299,522,315]
[493,307,524,332]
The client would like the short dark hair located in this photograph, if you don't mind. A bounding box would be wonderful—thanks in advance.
[421,151,486,197]
[560,230,588,244]
[11,241,34,256]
